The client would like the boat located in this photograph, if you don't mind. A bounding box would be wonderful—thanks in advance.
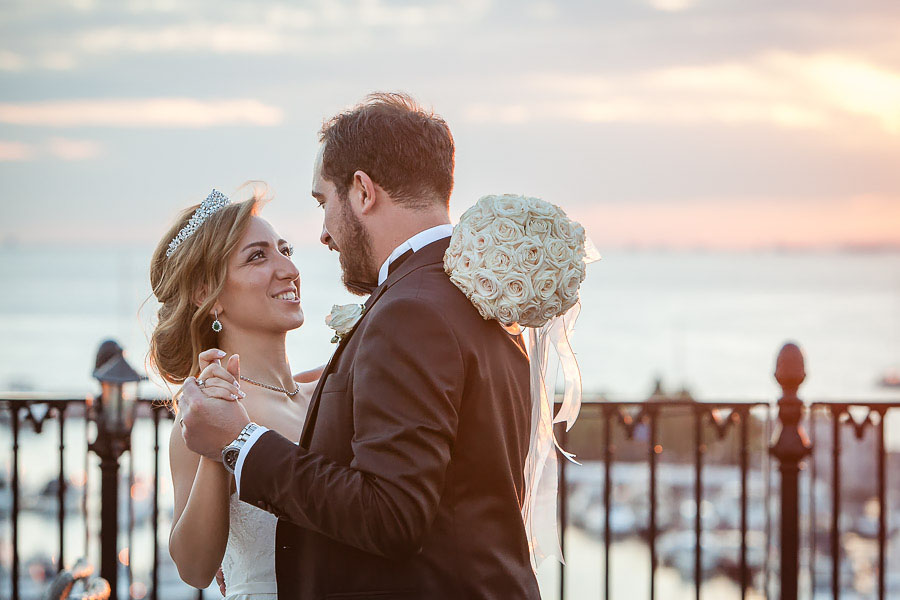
[879,369,900,388]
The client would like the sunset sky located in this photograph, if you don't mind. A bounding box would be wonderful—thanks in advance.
[1,0,899,249]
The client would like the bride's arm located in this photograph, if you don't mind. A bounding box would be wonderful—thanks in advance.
[294,364,325,384]
[168,417,231,588]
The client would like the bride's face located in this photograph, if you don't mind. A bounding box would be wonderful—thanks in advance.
[215,216,304,334]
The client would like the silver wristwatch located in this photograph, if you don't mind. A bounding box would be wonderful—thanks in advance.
[222,422,260,474]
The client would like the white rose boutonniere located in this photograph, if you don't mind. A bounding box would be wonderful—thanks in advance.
[326,303,365,343]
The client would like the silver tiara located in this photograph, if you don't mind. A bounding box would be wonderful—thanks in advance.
[166,189,231,258]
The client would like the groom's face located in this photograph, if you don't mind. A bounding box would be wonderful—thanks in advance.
[312,147,378,295]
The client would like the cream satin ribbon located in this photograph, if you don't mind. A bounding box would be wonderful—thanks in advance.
[522,239,600,570]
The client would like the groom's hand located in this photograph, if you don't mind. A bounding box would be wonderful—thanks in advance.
[216,567,226,597]
[180,355,249,460]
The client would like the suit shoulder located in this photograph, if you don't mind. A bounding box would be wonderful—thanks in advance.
[385,262,473,313]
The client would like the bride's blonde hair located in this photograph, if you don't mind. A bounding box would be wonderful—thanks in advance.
[148,190,261,387]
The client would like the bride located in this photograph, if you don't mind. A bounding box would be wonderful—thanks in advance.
[148,188,319,599]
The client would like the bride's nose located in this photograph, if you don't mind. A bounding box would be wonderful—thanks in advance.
[276,254,300,282]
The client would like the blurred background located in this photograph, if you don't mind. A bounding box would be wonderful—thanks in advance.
[1,1,899,599]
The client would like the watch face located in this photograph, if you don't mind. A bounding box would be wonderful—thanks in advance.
[223,448,239,471]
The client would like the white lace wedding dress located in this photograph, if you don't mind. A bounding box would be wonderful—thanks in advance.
[218,380,316,599]
[221,492,278,600]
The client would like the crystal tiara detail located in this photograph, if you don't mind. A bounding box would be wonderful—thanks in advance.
[166,189,231,258]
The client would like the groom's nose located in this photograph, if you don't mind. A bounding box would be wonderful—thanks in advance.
[320,224,336,250]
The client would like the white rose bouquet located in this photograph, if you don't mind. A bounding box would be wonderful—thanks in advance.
[444,194,593,327]
[444,193,599,570]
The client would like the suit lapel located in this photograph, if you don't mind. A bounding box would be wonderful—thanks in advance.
[298,237,451,447]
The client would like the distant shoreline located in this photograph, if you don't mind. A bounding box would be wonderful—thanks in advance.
[3,240,900,255]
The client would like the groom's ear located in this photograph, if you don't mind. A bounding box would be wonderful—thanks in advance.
[353,170,378,216]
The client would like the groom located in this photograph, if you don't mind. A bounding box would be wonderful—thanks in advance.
[179,93,541,599]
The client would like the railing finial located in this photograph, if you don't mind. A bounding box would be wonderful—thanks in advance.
[775,341,806,398]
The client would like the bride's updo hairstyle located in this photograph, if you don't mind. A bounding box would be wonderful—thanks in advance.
[149,191,260,386]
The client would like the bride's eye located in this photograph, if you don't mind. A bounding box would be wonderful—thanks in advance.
[248,250,265,262]
[280,244,294,257]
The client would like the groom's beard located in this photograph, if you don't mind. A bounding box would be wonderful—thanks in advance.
[337,202,378,296]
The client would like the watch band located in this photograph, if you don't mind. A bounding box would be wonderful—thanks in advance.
[234,422,259,445]
[222,422,260,474]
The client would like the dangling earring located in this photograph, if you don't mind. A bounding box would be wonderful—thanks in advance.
[212,310,223,333]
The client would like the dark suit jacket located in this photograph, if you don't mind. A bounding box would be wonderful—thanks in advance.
[240,237,541,600]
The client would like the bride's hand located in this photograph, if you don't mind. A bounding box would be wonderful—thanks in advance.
[196,351,244,401]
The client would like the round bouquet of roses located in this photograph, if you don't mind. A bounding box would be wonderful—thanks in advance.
[443,194,589,328]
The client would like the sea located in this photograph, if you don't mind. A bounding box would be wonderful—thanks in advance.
[0,244,898,599]
[1,243,898,404]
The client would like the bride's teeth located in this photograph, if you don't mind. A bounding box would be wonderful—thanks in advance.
[275,292,296,300]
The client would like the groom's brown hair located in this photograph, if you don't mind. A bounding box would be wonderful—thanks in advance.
[319,92,455,209]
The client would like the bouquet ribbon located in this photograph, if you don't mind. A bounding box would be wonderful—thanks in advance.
[522,238,599,570]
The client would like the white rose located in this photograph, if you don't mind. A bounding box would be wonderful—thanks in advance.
[472,268,502,301]
[489,194,528,225]
[450,271,475,296]
[494,300,519,326]
[519,301,544,327]
[468,293,495,320]
[460,203,488,226]
[326,303,365,336]
[491,217,521,245]
[545,238,572,268]
[553,215,575,240]
[540,297,563,322]
[443,252,459,274]
[523,196,552,217]
[446,228,465,254]
[515,238,545,271]
[559,294,578,315]
[484,246,514,275]
[471,230,494,253]
[559,266,583,301]
[573,222,586,244]
[456,250,481,274]
[533,271,558,302]
[501,272,535,306]
[525,217,553,240]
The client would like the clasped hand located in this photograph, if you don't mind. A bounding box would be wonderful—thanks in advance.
[179,349,251,460]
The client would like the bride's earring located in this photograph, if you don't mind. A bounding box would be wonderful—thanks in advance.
[212,310,223,333]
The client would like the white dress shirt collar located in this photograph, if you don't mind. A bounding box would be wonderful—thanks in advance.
[377,224,454,285]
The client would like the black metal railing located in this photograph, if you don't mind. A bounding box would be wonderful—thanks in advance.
[0,395,206,600]
[555,399,772,600]
[806,401,899,599]
[1,341,898,599]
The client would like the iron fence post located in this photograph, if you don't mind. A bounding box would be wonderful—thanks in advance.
[769,342,811,600]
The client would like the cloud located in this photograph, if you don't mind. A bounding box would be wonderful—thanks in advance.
[0,51,26,72]
[461,52,900,136]
[647,0,698,12]
[0,98,284,128]
[0,0,492,65]
[0,141,36,161]
[47,137,103,160]
[0,138,105,161]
